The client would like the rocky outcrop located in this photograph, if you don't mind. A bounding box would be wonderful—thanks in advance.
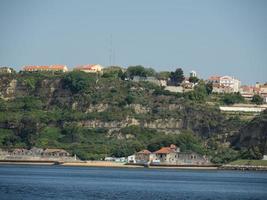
[77,117,182,133]
[143,118,182,129]
[86,104,109,113]
[0,78,17,99]
[128,104,150,114]
[79,117,140,128]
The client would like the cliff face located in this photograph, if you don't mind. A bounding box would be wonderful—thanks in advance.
[0,74,238,137]
[232,110,267,155]
[1,73,252,160]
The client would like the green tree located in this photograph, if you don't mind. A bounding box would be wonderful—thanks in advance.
[61,122,82,143]
[189,76,199,84]
[145,68,156,77]
[185,81,208,101]
[18,115,39,147]
[63,71,96,93]
[0,99,7,111]
[125,95,134,105]
[222,93,244,105]
[102,66,124,78]
[205,82,213,95]
[156,71,171,80]
[240,147,263,160]
[251,94,263,105]
[126,65,147,78]
[170,68,184,85]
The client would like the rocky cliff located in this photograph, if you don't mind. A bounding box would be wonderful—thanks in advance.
[0,72,261,160]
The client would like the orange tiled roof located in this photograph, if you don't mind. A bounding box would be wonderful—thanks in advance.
[208,76,221,81]
[24,65,66,71]
[154,147,175,154]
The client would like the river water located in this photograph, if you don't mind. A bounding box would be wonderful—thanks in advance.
[0,165,266,200]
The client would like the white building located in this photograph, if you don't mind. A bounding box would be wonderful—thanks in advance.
[189,70,197,77]
[127,155,136,163]
[208,75,241,93]
[220,76,241,92]
[74,64,103,73]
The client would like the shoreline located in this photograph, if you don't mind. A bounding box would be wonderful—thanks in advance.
[1,160,267,171]
[0,160,217,169]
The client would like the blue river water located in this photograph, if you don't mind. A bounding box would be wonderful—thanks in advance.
[0,165,267,200]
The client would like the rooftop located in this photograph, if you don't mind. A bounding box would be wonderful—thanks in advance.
[136,149,151,155]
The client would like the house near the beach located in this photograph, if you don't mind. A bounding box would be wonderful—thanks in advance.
[42,148,70,157]
[132,144,209,165]
[153,144,180,164]
[135,149,151,164]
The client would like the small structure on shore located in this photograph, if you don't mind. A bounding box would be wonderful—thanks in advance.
[127,155,136,163]
[135,150,152,164]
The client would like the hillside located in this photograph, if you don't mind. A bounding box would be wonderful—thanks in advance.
[231,109,267,159]
[0,71,264,162]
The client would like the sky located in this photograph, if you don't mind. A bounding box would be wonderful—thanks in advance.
[0,0,266,84]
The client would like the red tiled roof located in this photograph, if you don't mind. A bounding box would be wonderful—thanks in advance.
[154,147,175,154]
[24,65,66,71]
[208,76,221,81]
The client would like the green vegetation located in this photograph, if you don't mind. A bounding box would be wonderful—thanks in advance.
[63,71,97,93]
[188,76,199,84]
[221,93,245,105]
[125,65,156,79]
[228,159,267,166]
[170,68,185,85]
[251,94,264,105]
[0,70,264,163]
[184,81,208,102]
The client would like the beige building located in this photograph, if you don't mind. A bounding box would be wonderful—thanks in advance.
[74,64,103,73]
[220,76,240,92]
[0,67,13,74]
[153,144,180,164]
[135,149,151,164]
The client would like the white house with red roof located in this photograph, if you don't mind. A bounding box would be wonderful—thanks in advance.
[240,83,267,103]
[74,64,103,73]
[207,75,241,93]
[132,144,209,165]
[134,149,152,164]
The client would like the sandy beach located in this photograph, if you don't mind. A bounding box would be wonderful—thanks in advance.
[62,161,144,168]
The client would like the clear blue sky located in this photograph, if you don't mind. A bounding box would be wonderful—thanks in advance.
[0,0,266,84]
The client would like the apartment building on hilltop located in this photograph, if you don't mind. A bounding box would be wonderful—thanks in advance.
[207,75,241,93]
